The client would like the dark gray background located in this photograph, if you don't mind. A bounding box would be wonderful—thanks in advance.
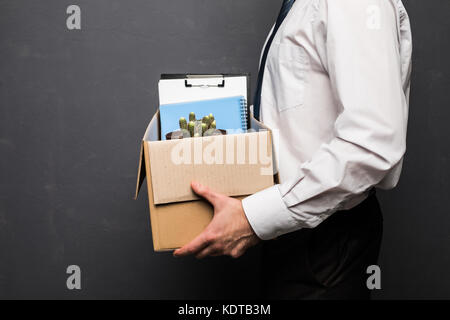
[0,0,449,299]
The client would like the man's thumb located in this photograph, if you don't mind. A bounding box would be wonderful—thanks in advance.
[191,181,219,205]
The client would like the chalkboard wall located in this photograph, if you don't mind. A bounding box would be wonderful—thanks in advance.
[0,0,449,299]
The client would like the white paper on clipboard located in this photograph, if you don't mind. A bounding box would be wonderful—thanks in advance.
[158,75,248,105]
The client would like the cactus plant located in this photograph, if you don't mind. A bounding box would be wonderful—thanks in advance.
[202,115,211,126]
[175,112,219,138]
[201,123,208,134]
[188,121,195,137]
[179,117,187,130]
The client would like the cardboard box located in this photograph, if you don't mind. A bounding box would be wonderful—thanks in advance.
[134,114,275,251]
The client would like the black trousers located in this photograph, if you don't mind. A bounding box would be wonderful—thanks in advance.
[262,192,383,300]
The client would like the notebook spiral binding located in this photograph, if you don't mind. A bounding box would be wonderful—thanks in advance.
[240,97,248,131]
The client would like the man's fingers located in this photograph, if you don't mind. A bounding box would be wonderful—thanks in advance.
[191,181,221,206]
[195,245,219,259]
[173,232,210,257]
[230,242,247,259]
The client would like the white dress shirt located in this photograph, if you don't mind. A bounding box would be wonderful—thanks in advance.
[242,0,413,240]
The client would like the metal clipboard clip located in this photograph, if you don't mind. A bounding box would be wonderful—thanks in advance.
[184,74,225,88]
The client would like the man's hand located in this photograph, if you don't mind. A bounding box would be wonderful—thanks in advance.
[173,181,260,259]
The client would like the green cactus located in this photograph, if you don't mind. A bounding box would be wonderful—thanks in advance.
[182,112,219,137]
[188,121,195,137]
[201,123,208,134]
[202,115,211,127]
[179,117,187,130]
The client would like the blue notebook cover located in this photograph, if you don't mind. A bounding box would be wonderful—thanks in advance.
[159,96,248,140]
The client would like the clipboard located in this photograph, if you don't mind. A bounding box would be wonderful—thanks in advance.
[158,74,251,130]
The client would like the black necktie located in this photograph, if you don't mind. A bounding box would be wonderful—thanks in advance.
[253,0,296,120]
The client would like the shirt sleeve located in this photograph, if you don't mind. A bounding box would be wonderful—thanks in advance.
[243,0,408,240]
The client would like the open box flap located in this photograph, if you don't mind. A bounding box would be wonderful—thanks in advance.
[134,142,146,200]
[251,114,270,131]
[134,112,160,200]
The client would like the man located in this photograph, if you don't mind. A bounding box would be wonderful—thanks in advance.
[174,0,412,299]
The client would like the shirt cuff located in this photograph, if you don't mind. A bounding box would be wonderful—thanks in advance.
[242,185,300,240]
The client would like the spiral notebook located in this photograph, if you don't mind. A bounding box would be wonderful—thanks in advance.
[159,96,248,140]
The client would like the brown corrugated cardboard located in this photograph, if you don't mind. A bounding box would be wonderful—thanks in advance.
[135,113,275,252]
[147,131,273,205]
